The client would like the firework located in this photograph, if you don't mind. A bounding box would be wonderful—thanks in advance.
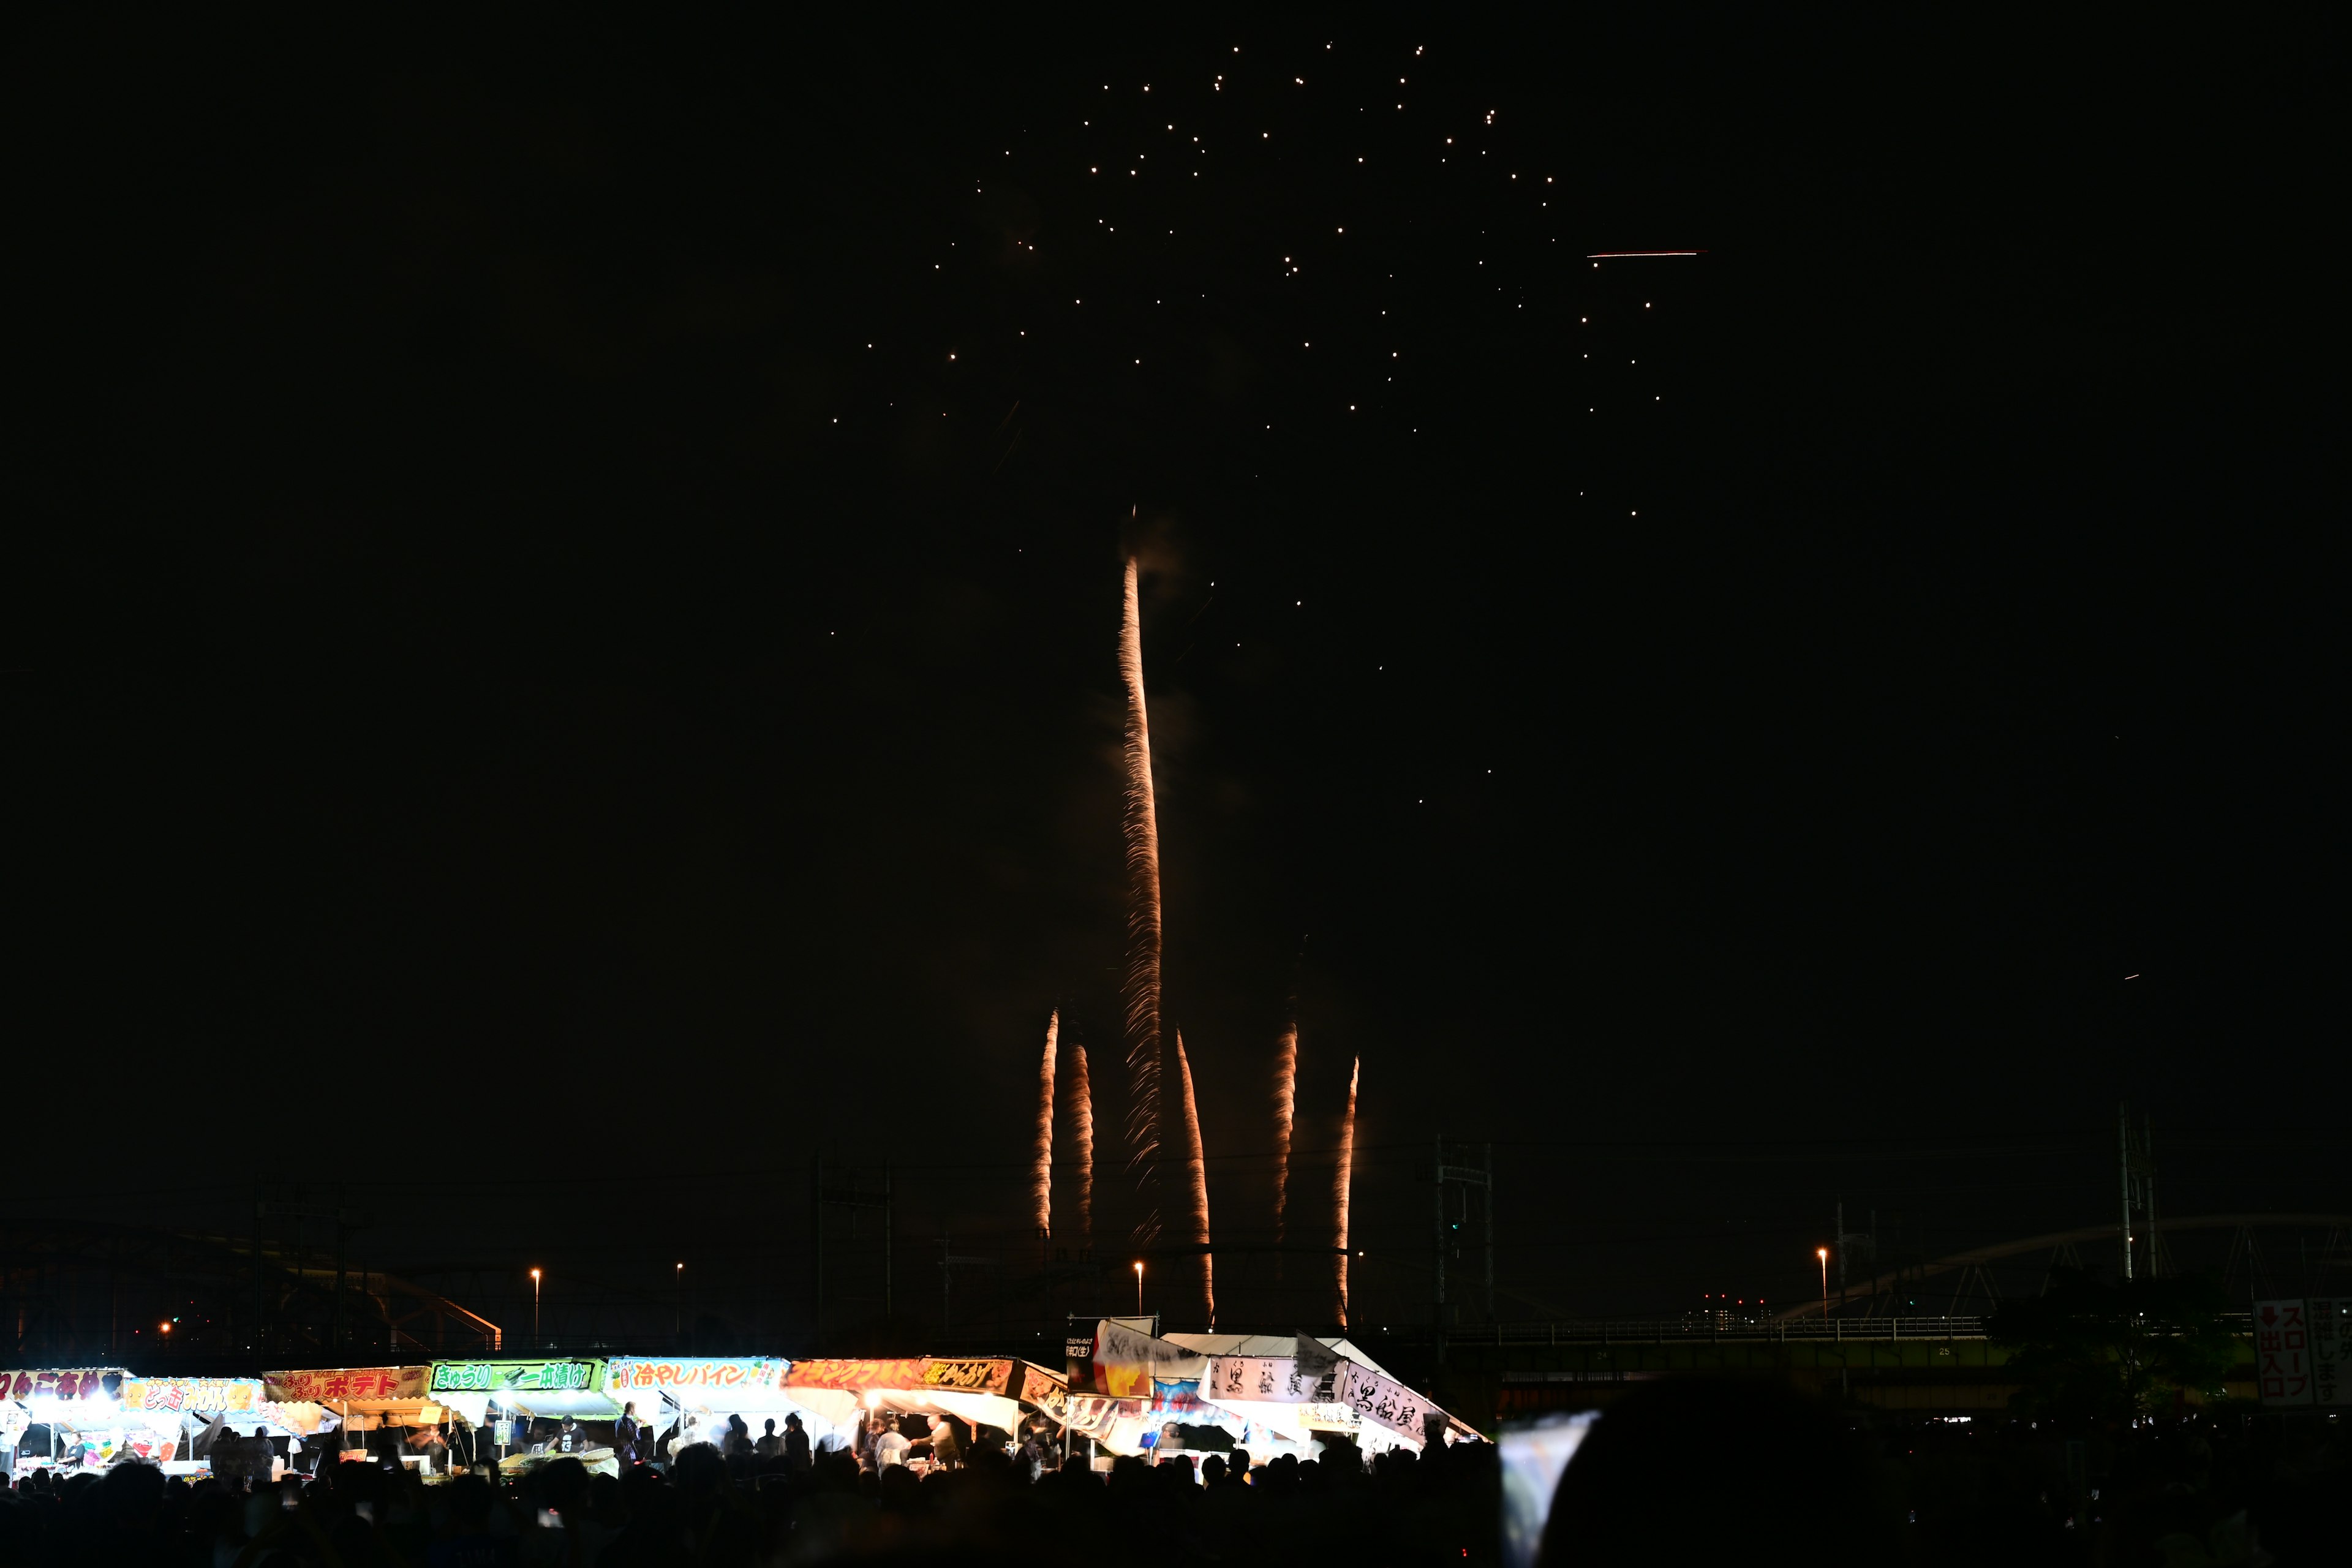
[1174,1031,1213,1324]
[1335,1056,1359,1325]
[1272,1024,1298,1248]
[1118,556,1166,1239]
[1033,1011,1058,1237]
[1068,1042,1093,1246]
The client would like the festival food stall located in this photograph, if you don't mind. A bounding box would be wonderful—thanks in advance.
[1,1368,326,1476]
[603,1356,842,1458]
[4,1368,130,1472]
[264,1366,448,1474]
[1174,1332,1484,1457]
[779,1357,1060,1464]
[120,1375,329,1477]
[427,1359,622,1476]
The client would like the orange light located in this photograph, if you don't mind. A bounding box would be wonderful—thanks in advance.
[1817,1248,1828,1260]
[159,1323,172,1333]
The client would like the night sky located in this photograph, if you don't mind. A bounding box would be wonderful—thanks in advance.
[22,17,2337,1340]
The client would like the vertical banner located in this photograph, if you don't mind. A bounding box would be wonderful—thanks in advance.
[2254,1299,2313,1406]
[2308,1297,2348,1407]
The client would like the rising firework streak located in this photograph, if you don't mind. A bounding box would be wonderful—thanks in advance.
[1272,1025,1298,1248]
[1033,1011,1058,1237]
[1118,556,1166,1240]
[1174,1031,1213,1325]
[1068,1042,1093,1246]
[1335,1056,1359,1326]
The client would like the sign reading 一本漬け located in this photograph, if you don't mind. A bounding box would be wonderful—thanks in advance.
[264,1368,429,1404]
[921,1359,1014,1395]
[121,1377,260,1414]
[605,1359,789,1396]
[429,1360,599,1395]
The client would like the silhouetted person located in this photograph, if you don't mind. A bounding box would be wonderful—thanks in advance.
[1538,1376,1901,1568]
[755,1419,784,1461]
[782,1412,812,1474]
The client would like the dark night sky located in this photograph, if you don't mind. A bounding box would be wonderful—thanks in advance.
[20,15,2339,1337]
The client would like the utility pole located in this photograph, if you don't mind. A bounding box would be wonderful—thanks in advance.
[1432,1135,1496,1361]
[2118,1101,2159,1280]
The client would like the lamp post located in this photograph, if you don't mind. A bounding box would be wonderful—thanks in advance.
[1816,1248,1830,1317]
[675,1263,685,1344]
[531,1268,543,1346]
[1134,1261,1144,1316]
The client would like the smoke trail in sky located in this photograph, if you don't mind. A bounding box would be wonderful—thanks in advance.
[1068,1042,1093,1247]
[1272,1024,1298,1248]
[1118,556,1166,1241]
[1335,1056,1359,1326]
[1174,1031,1213,1324]
[1033,1011,1058,1237]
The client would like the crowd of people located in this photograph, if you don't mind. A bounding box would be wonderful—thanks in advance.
[0,1414,1498,1566]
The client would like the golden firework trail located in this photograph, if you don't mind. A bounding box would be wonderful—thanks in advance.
[1118,555,1166,1239]
[1032,1010,1058,1237]
[1174,1031,1213,1324]
[1334,1055,1359,1326]
[1272,1023,1298,1248]
[1068,1042,1093,1246]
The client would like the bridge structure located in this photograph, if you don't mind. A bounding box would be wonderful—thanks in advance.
[1,1217,500,1370]
[1386,1212,2350,1427]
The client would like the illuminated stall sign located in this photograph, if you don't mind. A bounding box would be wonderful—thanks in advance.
[430,1360,600,1395]
[783,1358,928,1393]
[1336,1361,1436,1443]
[606,1359,790,1396]
[921,1358,1014,1396]
[3,1369,127,1403]
[1207,1355,1341,1405]
[1017,1365,1125,1436]
[1067,1320,1206,1398]
[121,1377,262,1415]
[264,1367,429,1404]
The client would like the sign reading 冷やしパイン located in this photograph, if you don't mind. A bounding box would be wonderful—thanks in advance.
[605,1359,789,1395]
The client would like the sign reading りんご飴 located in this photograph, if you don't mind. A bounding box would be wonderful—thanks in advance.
[3,1370,126,1402]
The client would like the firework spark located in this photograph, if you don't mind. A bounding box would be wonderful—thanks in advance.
[1118,556,1166,1240]
[1033,1010,1058,1237]
[1174,1031,1213,1324]
[1272,1024,1298,1247]
[1334,1056,1359,1325]
[1068,1042,1093,1246]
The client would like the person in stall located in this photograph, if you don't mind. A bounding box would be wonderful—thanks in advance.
[924,1414,961,1471]
[614,1400,641,1463]
[868,1415,910,1469]
[554,1414,589,1455]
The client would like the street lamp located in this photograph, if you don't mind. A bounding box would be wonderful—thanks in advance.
[531,1268,543,1345]
[675,1263,685,1343]
[1134,1261,1144,1315]
[1817,1248,1830,1317]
